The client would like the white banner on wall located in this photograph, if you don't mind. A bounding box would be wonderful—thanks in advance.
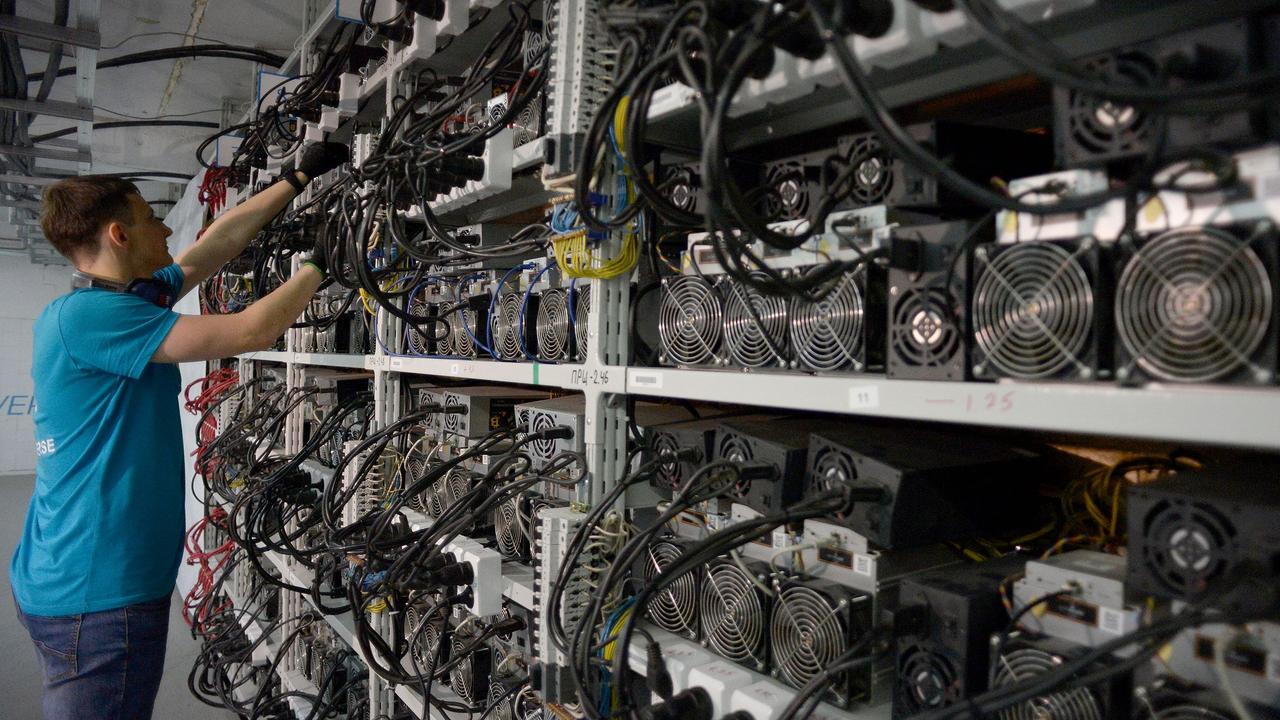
[0,263,71,475]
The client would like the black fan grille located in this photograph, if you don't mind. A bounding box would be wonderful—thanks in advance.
[644,540,699,637]
[722,275,790,368]
[770,584,854,697]
[992,648,1103,720]
[1141,498,1237,600]
[659,276,723,366]
[493,293,525,361]
[1065,52,1159,161]
[764,161,811,221]
[662,166,701,214]
[573,285,591,361]
[811,444,855,519]
[700,561,769,669]
[898,645,959,713]
[972,241,1095,379]
[844,135,893,206]
[536,288,572,360]
[651,431,684,489]
[1116,226,1273,383]
[892,287,962,368]
[789,267,866,372]
[716,431,754,464]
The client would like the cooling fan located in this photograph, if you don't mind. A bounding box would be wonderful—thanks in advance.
[491,292,529,361]
[443,466,474,512]
[789,265,872,373]
[525,410,559,466]
[493,493,531,560]
[770,578,873,707]
[450,627,492,704]
[807,438,857,522]
[535,288,573,361]
[889,286,963,379]
[897,644,961,715]
[428,303,454,356]
[405,297,433,355]
[1115,225,1276,385]
[661,164,702,215]
[572,284,590,361]
[761,160,813,222]
[971,239,1103,381]
[1059,52,1159,166]
[887,223,971,381]
[641,538,700,639]
[649,429,689,491]
[659,275,724,366]
[405,603,439,670]
[721,274,790,369]
[700,557,773,671]
[990,635,1132,720]
[451,304,480,358]
[841,133,895,207]
[1054,20,1262,168]
[403,452,429,513]
[512,96,543,146]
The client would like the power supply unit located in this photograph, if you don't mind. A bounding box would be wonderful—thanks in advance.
[892,555,1026,718]
[1166,621,1280,710]
[1014,550,1144,650]
[1112,222,1278,386]
[1126,458,1280,608]
[990,633,1134,720]
[1054,18,1271,169]
[515,395,586,485]
[768,576,876,707]
[713,418,825,513]
[440,386,549,439]
[805,424,1042,549]
[970,236,1113,382]
[886,221,974,381]
[643,412,781,494]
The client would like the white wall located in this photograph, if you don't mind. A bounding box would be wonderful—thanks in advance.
[0,261,72,475]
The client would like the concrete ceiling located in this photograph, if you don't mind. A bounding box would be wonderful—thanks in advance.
[4,0,305,262]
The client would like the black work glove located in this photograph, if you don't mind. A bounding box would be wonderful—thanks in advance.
[297,141,350,182]
[301,230,330,278]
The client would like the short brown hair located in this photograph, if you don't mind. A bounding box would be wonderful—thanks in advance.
[40,176,141,260]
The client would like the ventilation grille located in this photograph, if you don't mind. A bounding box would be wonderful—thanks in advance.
[573,284,591,361]
[1063,53,1158,164]
[722,275,789,368]
[790,267,867,372]
[1139,497,1237,601]
[699,560,770,670]
[890,286,962,374]
[1116,226,1274,384]
[536,288,572,361]
[972,241,1096,380]
[644,540,699,638]
[991,646,1104,720]
[659,276,723,366]
[897,645,959,714]
[770,583,862,704]
[493,292,525,361]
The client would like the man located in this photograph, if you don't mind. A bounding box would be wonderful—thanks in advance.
[10,142,347,720]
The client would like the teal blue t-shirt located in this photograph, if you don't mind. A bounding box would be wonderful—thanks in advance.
[11,264,186,616]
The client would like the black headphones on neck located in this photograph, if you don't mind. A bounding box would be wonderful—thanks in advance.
[70,271,177,309]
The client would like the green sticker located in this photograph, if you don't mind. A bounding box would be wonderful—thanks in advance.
[532,363,540,385]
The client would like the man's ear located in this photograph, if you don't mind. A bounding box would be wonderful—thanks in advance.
[104,219,129,250]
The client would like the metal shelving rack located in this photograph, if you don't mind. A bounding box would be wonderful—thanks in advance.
[215,1,1280,718]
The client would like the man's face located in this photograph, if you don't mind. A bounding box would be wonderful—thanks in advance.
[121,193,174,272]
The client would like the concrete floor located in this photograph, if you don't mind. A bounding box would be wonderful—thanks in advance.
[0,473,232,720]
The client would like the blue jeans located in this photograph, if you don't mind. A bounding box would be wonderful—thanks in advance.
[14,595,171,720]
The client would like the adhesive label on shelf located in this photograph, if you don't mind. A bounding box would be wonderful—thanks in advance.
[848,385,880,410]
[631,371,664,390]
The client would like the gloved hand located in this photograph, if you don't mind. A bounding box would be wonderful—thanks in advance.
[301,232,329,278]
[296,141,350,182]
